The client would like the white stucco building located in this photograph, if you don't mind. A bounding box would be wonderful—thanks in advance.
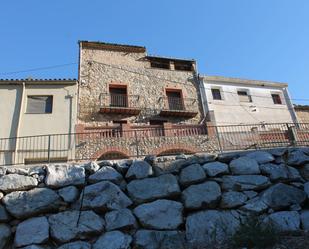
[200,75,298,126]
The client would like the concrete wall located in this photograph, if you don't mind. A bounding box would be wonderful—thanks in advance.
[78,45,203,126]
[202,77,295,125]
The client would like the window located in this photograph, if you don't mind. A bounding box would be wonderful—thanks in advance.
[237,90,252,102]
[166,90,184,110]
[271,94,282,105]
[174,61,193,71]
[211,88,222,100]
[109,86,127,107]
[26,96,53,114]
[150,60,170,69]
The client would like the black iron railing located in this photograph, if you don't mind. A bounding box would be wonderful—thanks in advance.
[1,122,309,166]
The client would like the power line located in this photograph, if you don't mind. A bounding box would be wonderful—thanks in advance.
[88,60,309,103]
[0,62,77,76]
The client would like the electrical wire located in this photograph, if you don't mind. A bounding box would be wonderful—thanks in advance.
[88,60,309,103]
[0,62,77,76]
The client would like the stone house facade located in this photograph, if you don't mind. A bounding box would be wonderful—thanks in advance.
[76,41,214,159]
[295,105,309,123]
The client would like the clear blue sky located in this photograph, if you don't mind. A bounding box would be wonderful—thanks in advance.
[1,0,309,104]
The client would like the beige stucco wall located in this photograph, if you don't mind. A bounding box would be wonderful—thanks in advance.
[78,46,203,126]
[19,84,77,136]
[203,79,295,125]
[0,84,23,139]
[0,82,77,165]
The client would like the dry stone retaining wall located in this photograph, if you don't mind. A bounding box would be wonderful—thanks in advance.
[1,148,309,248]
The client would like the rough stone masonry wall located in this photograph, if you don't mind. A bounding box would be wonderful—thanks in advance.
[1,148,309,248]
[78,48,203,125]
[76,133,219,159]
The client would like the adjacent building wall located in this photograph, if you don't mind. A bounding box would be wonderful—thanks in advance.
[0,80,77,165]
[202,76,296,126]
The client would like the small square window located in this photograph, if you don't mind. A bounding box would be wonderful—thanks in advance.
[26,96,53,114]
[237,90,252,102]
[211,88,222,100]
[271,94,282,105]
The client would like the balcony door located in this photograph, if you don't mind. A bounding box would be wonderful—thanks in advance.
[166,90,184,110]
[109,86,128,107]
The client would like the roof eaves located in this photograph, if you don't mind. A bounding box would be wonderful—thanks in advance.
[79,40,146,53]
[0,78,77,85]
[201,75,288,88]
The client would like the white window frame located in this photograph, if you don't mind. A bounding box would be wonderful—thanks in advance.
[237,89,252,103]
[210,87,224,101]
[270,91,284,105]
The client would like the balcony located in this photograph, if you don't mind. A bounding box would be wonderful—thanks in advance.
[99,93,141,115]
[159,96,198,118]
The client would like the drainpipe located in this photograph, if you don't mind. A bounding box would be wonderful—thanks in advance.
[283,87,299,124]
[198,75,210,124]
[14,82,25,164]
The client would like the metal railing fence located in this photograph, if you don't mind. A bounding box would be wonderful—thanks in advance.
[1,122,309,166]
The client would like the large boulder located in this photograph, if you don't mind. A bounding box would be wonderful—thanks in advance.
[49,210,104,243]
[57,241,91,249]
[269,148,287,157]
[127,174,180,203]
[0,224,11,249]
[89,166,123,184]
[264,211,300,232]
[221,175,271,191]
[304,182,309,198]
[3,187,61,219]
[186,210,240,245]
[125,160,153,180]
[220,191,247,209]
[259,163,289,181]
[287,166,303,181]
[45,165,85,188]
[287,150,309,166]
[105,208,137,231]
[0,174,38,193]
[245,151,274,164]
[113,160,131,175]
[82,181,132,211]
[20,245,45,249]
[179,164,206,186]
[229,157,260,175]
[58,186,79,203]
[15,216,49,247]
[300,164,309,181]
[240,197,268,214]
[134,230,185,249]
[134,200,183,230]
[301,210,309,230]
[0,204,10,222]
[93,231,132,249]
[218,152,241,163]
[202,161,229,177]
[182,181,221,209]
[81,161,100,174]
[261,183,307,210]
